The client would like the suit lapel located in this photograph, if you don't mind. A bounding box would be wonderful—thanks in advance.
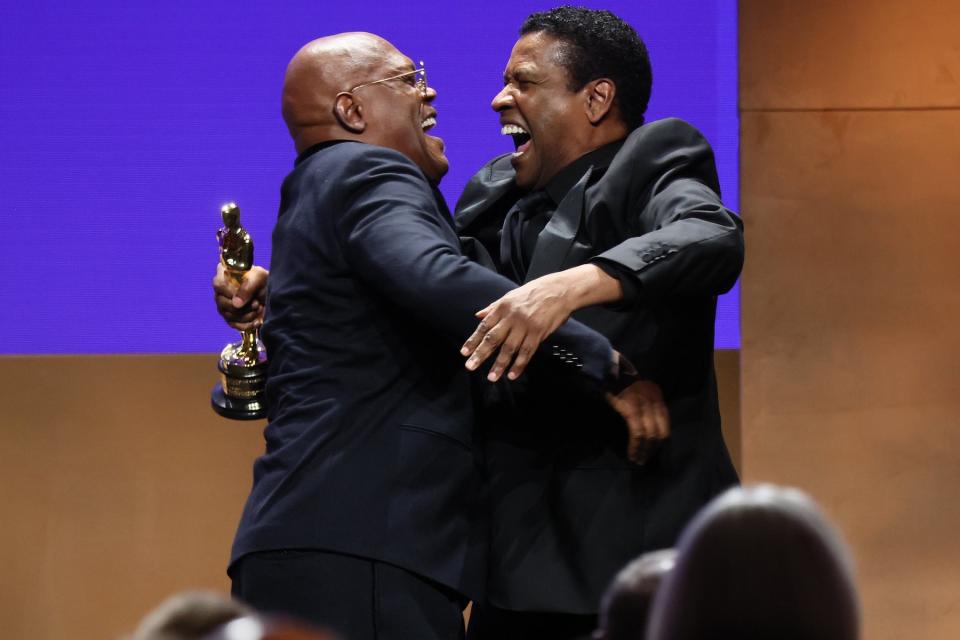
[454,155,517,234]
[524,166,593,282]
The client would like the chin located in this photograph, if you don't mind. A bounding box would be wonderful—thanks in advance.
[513,170,535,190]
[426,160,449,183]
[432,151,450,173]
[510,154,537,190]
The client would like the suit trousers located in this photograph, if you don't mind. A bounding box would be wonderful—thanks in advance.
[231,549,466,640]
[467,602,597,640]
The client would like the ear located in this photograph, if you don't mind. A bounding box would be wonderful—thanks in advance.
[584,78,617,125]
[334,92,366,133]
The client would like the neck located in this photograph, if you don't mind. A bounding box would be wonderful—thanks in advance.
[584,120,629,153]
[292,125,363,155]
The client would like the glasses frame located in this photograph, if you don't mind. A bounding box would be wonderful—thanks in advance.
[350,61,427,97]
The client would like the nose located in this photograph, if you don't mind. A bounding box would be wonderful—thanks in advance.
[423,84,437,102]
[491,85,513,112]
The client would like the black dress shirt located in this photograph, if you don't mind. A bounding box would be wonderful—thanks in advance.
[507,139,640,303]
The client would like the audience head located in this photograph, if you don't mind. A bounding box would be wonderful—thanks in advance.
[204,615,340,640]
[594,548,677,640]
[647,485,860,640]
[282,33,447,182]
[130,591,251,640]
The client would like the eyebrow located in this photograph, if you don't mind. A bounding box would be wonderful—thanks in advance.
[504,65,537,84]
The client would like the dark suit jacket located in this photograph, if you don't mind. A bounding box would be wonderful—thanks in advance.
[229,141,614,601]
[455,118,744,612]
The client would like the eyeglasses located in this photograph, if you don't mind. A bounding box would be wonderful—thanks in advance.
[350,61,428,97]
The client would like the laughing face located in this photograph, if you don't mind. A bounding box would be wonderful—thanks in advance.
[491,32,592,190]
[359,46,448,184]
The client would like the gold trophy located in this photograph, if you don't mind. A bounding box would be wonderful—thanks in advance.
[211,202,268,420]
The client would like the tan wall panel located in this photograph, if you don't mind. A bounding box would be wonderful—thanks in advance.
[740,109,960,639]
[0,355,265,640]
[741,0,960,110]
[1,352,740,639]
[716,349,741,473]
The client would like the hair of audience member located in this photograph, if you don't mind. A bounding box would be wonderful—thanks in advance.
[129,591,252,640]
[647,484,860,640]
[204,614,341,640]
[520,6,653,129]
[594,548,677,640]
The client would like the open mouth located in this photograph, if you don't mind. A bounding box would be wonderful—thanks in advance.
[421,116,437,132]
[501,123,531,154]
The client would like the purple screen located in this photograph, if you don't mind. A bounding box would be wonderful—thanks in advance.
[1,1,738,354]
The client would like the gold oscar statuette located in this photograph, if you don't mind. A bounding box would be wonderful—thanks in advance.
[211,202,268,420]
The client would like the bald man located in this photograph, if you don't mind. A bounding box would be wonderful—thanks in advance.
[224,33,654,640]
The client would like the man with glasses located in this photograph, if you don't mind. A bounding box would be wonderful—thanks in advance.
[222,32,658,640]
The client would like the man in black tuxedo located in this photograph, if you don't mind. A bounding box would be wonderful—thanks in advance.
[455,8,743,639]
[220,31,664,640]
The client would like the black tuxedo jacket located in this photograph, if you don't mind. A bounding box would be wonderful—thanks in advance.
[455,119,744,612]
[229,141,614,601]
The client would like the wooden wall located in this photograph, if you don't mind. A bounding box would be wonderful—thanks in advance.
[0,356,264,639]
[739,2,960,639]
[0,352,740,638]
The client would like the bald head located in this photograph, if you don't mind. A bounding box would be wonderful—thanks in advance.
[281,32,391,152]
[279,32,449,183]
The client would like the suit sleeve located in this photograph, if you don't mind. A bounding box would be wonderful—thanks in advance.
[335,146,613,385]
[591,119,744,302]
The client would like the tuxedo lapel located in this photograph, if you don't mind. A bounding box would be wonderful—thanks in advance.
[524,166,593,282]
[453,154,517,234]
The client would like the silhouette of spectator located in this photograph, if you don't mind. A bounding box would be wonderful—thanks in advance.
[647,485,859,640]
[130,591,251,640]
[593,549,676,640]
[204,614,340,640]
